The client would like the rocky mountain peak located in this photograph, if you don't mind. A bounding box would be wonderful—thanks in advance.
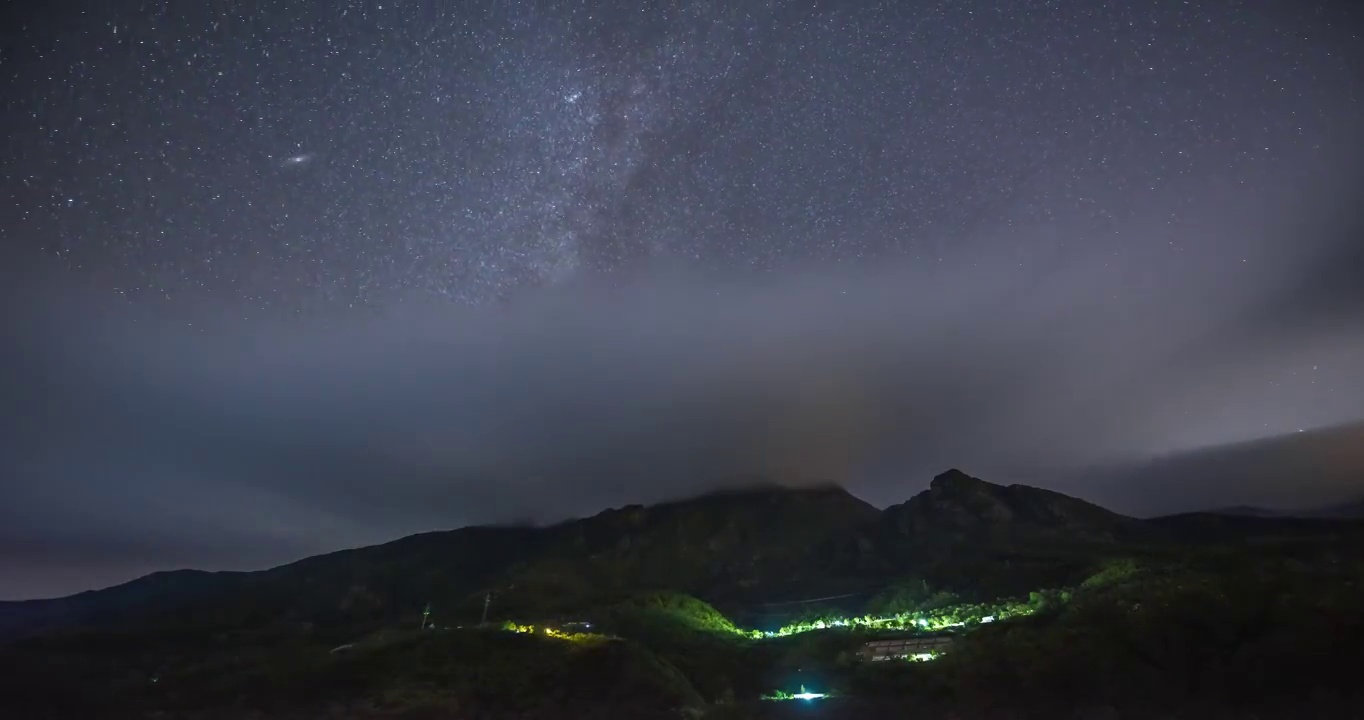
[930,467,978,487]
[885,468,1142,543]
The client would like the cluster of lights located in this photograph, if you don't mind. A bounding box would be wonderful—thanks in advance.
[759,603,1028,639]
[762,686,828,702]
[502,603,1026,646]
[495,591,1052,676]
[490,599,1046,704]
[500,621,603,643]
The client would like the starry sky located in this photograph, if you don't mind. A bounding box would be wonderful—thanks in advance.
[3,0,1363,599]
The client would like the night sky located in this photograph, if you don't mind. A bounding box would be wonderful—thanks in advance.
[3,0,1363,599]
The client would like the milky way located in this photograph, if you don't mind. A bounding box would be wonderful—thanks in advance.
[2,0,1363,598]
[6,0,1358,307]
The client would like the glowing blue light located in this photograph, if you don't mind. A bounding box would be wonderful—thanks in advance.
[792,692,826,701]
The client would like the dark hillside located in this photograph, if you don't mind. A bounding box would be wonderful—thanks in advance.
[5,471,1364,718]
[5,470,1360,644]
[492,483,887,615]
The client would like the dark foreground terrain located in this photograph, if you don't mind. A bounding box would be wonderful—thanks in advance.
[3,470,1363,719]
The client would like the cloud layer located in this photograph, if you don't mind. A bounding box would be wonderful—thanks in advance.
[5,149,1363,598]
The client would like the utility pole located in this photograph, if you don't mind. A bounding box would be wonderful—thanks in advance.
[421,602,432,631]
[481,592,492,625]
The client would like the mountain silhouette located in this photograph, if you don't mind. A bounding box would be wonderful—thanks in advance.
[0,468,1351,641]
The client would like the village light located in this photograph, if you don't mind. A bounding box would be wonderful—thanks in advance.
[762,685,829,702]
[791,684,826,701]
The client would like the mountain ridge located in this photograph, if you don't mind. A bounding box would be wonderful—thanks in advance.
[1197,496,1364,519]
[3,468,1356,642]
[883,468,1146,544]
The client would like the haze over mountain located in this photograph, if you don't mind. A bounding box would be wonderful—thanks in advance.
[4,0,1364,603]
[5,264,1363,602]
